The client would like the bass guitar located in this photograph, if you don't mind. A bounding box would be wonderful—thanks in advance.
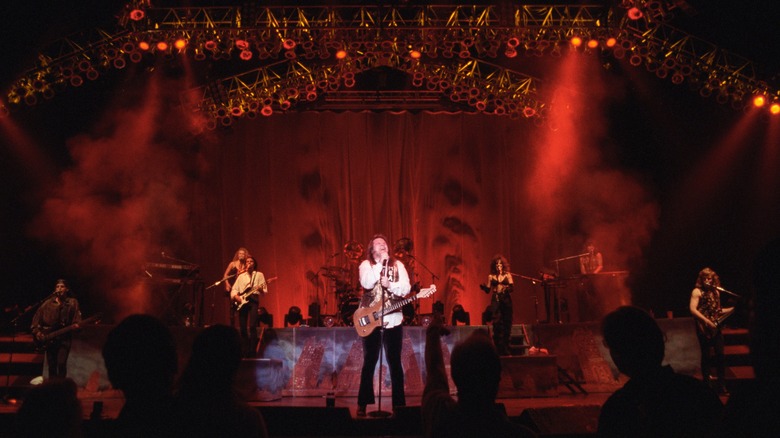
[233,276,277,311]
[353,285,436,337]
[34,313,102,351]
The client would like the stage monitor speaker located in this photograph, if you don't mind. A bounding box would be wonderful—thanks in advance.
[517,405,600,436]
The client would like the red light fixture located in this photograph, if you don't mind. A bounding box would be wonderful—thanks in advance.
[627,7,643,20]
[129,9,145,21]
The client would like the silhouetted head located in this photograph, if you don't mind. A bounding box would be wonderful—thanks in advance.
[15,378,82,438]
[450,329,501,404]
[601,306,665,377]
[102,314,177,399]
[178,324,242,396]
[751,238,780,383]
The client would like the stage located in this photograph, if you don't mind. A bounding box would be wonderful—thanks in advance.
[2,318,720,436]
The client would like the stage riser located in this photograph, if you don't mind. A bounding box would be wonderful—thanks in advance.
[66,319,701,397]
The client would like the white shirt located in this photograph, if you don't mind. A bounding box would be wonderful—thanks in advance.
[358,258,411,329]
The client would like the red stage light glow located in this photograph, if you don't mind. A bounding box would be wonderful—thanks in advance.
[570,37,583,47]
[156,41,169,51]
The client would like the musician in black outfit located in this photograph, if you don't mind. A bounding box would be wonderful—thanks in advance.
[31,279,82,379]
[230,256,267,357]
[356,234,411,417]
[481,255,513,356]
[689,267,733,395]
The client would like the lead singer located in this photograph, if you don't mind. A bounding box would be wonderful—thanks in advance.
[356,234,411,417]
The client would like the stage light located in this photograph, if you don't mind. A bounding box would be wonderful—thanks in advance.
[174,39,187,50]
[156,41,169,52]
[409,49,422,59]
[770,103,780,115]
[129,9,145,21]
[605,37,617,48]
[587,39,599,49]
[627,7,643,20]
[261,105,273,116]
[504,47,517,58]
[239,50,253,61]
[282,39,296,50]
[570,36,583,47]
[235,39,250,50]
[285,306,303,327]
[138,41,150,51]
[335,49,347,59]
[753,95,766,107]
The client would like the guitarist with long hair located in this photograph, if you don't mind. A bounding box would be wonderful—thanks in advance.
[689,267,733,395]
[356,234,411,417]
[230,256,267,357]
[31,279,81,379]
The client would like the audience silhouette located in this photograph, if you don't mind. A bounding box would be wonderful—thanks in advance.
[421,319,535,438]
[13,377,82,438]
[174,324,268,438]
[597,305,722,437]
[100,314,178,437]
[720,238,780,437]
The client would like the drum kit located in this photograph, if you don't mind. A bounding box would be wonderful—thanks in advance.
[319,240,364,326]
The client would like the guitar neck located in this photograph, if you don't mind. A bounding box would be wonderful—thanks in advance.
[380,294,421,316]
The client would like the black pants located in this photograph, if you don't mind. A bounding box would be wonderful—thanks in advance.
[44,340,71,378]
[697,329,725,386]
[491,293,513,355]
[238,300,259,357]
[358,325,405,408]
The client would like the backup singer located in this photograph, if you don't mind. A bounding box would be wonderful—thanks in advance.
[482,255,513,356]
[689,267,732,395]
[579,240,603,274]
[230,256,267,357]
[356,234,411,417]
[223,247,251,327]
[31,279,82,379]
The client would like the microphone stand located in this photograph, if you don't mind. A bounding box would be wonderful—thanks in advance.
[369,260,392,419]
[205,273,238,326]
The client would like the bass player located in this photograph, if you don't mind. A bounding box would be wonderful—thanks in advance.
[31,279,82,379]
[356,234,411,417]
[230,256,268,357]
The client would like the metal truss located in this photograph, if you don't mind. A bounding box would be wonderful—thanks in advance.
[2,2,778,123]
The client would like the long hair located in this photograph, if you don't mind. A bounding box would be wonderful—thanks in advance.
[695,267,721,289]
[489,255,509,275]
[232,247,250,262]
[366,234,394,265]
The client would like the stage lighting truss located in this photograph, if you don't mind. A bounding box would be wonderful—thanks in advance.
[4,2,778,120]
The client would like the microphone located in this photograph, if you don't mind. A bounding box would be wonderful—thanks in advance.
[381,258,389,278]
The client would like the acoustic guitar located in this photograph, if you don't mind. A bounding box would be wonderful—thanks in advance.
[353,285,436,337]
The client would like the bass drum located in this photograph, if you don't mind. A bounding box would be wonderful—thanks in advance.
[339,297,360,327]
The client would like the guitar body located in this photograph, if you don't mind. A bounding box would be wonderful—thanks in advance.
[233,276,277,311]
[353,285,436,337]
[696,308,735,340]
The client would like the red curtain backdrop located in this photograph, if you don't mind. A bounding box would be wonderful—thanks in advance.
[186,111,646,327]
